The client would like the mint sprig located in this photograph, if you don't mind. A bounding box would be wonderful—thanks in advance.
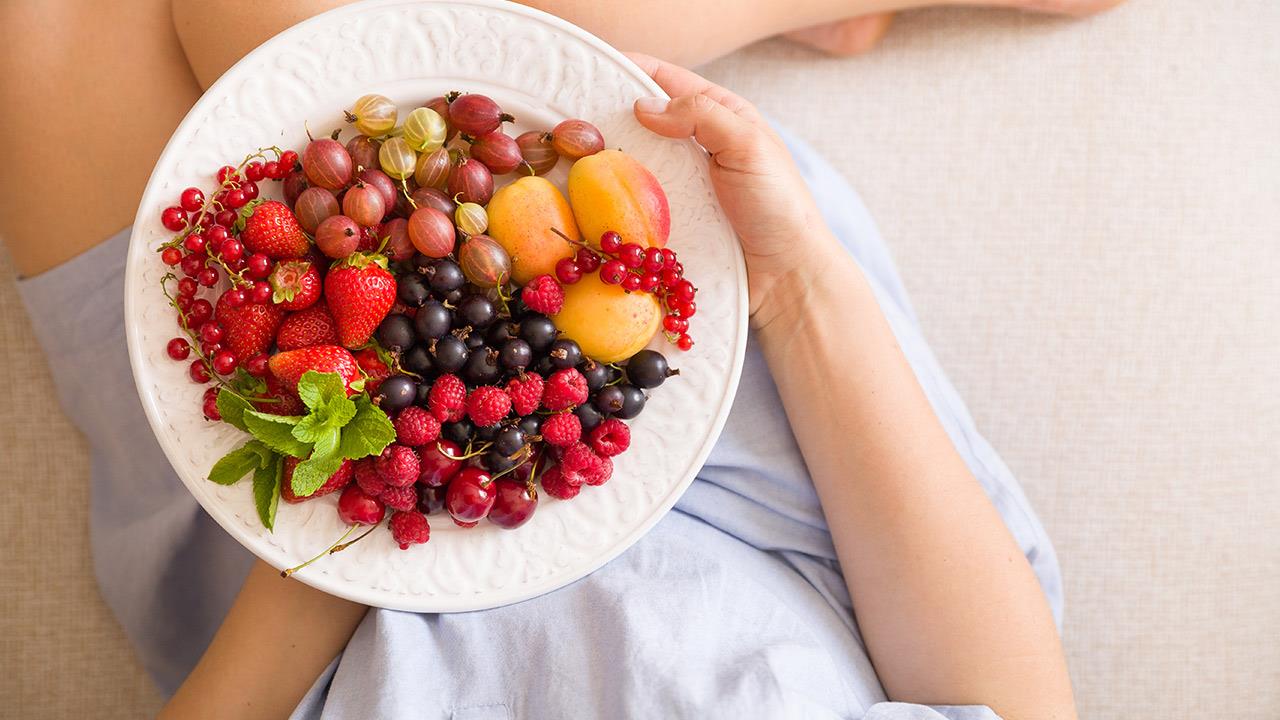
[206,371,396,527]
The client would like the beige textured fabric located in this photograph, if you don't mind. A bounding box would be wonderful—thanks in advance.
[1,1,1276,717]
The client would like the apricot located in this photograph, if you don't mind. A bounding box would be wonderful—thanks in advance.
[486,176,579,285]
[553,271,662,363]
[567,149,670,249]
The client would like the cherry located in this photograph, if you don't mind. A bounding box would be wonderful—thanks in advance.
[618,243,645,269]
[183,233,207,254]
[445,467,496,523]
[245,353,269,377]
[177,277,199,297]
[223,288,246,308]
[211,351,238,375]
[419,440,464,487]
[180,188,205,213]
[337,485,386,525]
[166,337,191,360]
[246,253,272,279]
[574,247,600,273]
[487,479,538,529]
[161,247,183,266]
[599,231,622,253]
[599,260,627,285]
[197,267,219,288]
[555,258,582,285]
[161,206,188,231]
[621,273,642,292]
[245,161,265,182]
[220,238,244,263]
[189,360,211,384]
[188,298,213,327]
[199,322,224,344]
[250,281,272,304]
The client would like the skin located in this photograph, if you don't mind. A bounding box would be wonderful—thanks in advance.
[0,1,1120,717]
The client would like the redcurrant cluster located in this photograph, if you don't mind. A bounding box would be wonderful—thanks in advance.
[553,230,697,351]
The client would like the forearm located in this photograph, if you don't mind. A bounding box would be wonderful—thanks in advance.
[756,236,1075,719]
[160,560,368,720]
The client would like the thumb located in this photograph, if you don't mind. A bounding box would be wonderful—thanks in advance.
[633,93,760,157]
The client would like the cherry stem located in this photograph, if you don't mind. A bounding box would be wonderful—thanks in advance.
[330,523,379,554]
[439,440,492,461]
[281,523,361,578]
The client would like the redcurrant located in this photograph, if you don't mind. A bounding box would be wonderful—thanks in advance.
[214,209,236,227]
[188,299,213,327]
[672,280,696,302]
[555,258,583,285]
[177,277,198,297]
[223,288,246,308]
[161,206,188,232]
[197,267,219,287]
[189,360,212,384]
[263,160,282,180]
[599,231,622,253]
[676,334,694,351]
[220,239,244,263]
[661,248,677,268]
[621,273,643,292]
[241,181,259,201]
[245,161,265,182]
[246,253,272,279]
[182,233,207,254]
[279,150,299,169]
[599,259,627,285]
[619,243,645,269]
[643,247,665,273]
[166,337,191,360]
[246,353,270,377]
[180,253,204,277]
[161,247,183,266]
[180,188,205,213]
[216,165,239,184]
[639,273,660,292]
[211,351,238,375]
[575,247,601,273]
[251,281,272,304]
[660,268,681,287]
[223,189,247,209]
[199,323,224,344]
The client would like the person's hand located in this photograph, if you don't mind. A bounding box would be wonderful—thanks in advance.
[629,54,840,323]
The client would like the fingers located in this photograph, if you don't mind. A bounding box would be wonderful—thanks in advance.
[625,53,758,119]
[785,13,895,57]
[633,93,766,158]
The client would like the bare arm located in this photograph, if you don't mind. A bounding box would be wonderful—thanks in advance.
[160,560,368,720]
[630,55,1075,719]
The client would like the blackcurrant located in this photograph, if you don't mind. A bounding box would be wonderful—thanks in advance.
[574,403,604,432]
[519,315,558,352]
[548,338,583,369]
[517,414,542,437]
[376,375,417,412]
[486,321,516,345]
[594,385,625,414]
[397,273,430,307]
[465,333,487,350]
[581,359,612,393]
[615,384,646,420]
[484,450,520,473]
[402,345,434,375]
[493,426,526,457]
[432,335,469,373]
[462,348,501,385]
[531,355,555,376]
[499,339,532,371]
[475,423,500,442]
[414,301,451,341]
[411,253,435,273]
[376,314,415,351]
[415,379,432,407]
[442,289,464,305]
[427,259,465,293]
[625,349,676,389]
[455,294,496,329]
[443,419,475,445]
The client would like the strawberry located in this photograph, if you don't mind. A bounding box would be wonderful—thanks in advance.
[215,292,285,361]
[254,376,306,416]
[268,345,361,393]
[276,305,339,351]
[281,457,354,503]
[354,347,392,394]
[269,259,322,311]
[324,254,396,348]
[242,200,309,259]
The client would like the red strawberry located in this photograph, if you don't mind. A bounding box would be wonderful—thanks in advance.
[269,259,322,311]
[324,254,396,348]
[354,347,392,393]
[242,200,309,259]
[255,376,305,416]
[281,457,354,503]
[276,305,339,351]
[215,293,285,362]
[268,345,361,393]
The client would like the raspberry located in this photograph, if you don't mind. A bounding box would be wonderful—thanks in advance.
[381,484,420,512]
[582,453,612,486]
[394,406,440,447]
[467,386,511,427]
[541,412,582,447]
[375,444,420,488]
[540,466,581,500]
[354,458,386,497]
[542,368,589,411]
[389,511,431,549]
[558,442,595,486]
[520,274,565,315]
[428,374,467,422]
[505,373,544,416]
[588,418,630,457]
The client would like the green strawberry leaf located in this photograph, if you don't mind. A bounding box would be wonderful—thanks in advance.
[297,371,348,412]
[232,198,264,234]
[252,455,283,531]
[290,446,345,497]
[243,410,312,458]
[216,391,254,432]
[337,395,396,461]
[208,439,274,485]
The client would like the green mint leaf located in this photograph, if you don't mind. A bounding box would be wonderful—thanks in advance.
[252,455,282,531]
[230,367,267,397]
[337,395,396,461]
[216,391,253,432]
[290,447,345,497]
[243,411,311,458]
[297,371,348,412]
[208,439,273,485]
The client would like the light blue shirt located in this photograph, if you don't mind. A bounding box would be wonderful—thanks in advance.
[18,126,1060,719]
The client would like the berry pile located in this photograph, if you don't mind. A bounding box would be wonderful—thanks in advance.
[153,90,692,564]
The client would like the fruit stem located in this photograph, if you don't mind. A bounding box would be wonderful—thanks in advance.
[439,440,493,461]
[159,274,267,403]
[280,523,360,577]
[330,523,379,554]
[399,178,418,211]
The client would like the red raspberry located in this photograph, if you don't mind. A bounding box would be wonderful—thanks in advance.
[520,274,565,315]
[467,386,511,427]
[558,442,595,486]
[280,457,354,503]
[582,453,612,486]
[428,374,467,422]
[381,484,420,512]
[505,373,544,416]
[588,418,630,457]
[542,368,589,411]
[540,465,581,500]
[541,412,582,447]
[354,458,386,497]
[375,444,420,488]
[389,511,431,549]
[394,406,440,447]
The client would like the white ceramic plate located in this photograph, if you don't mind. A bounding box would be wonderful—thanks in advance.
[124,0,746,612]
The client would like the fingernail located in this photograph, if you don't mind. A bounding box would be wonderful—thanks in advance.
[635,96,669,114]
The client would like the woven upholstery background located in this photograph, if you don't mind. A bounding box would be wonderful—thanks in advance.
[2,1,1276,717]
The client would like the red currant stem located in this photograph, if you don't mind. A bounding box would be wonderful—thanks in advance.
[159,273,273,404]
[330,523,380,554]
[280,523,362,578]
[438,441,493,461]
[156,146,283,252]
[206,251,252,289]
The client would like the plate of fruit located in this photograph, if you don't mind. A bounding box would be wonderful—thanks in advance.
[124,0,746,611]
